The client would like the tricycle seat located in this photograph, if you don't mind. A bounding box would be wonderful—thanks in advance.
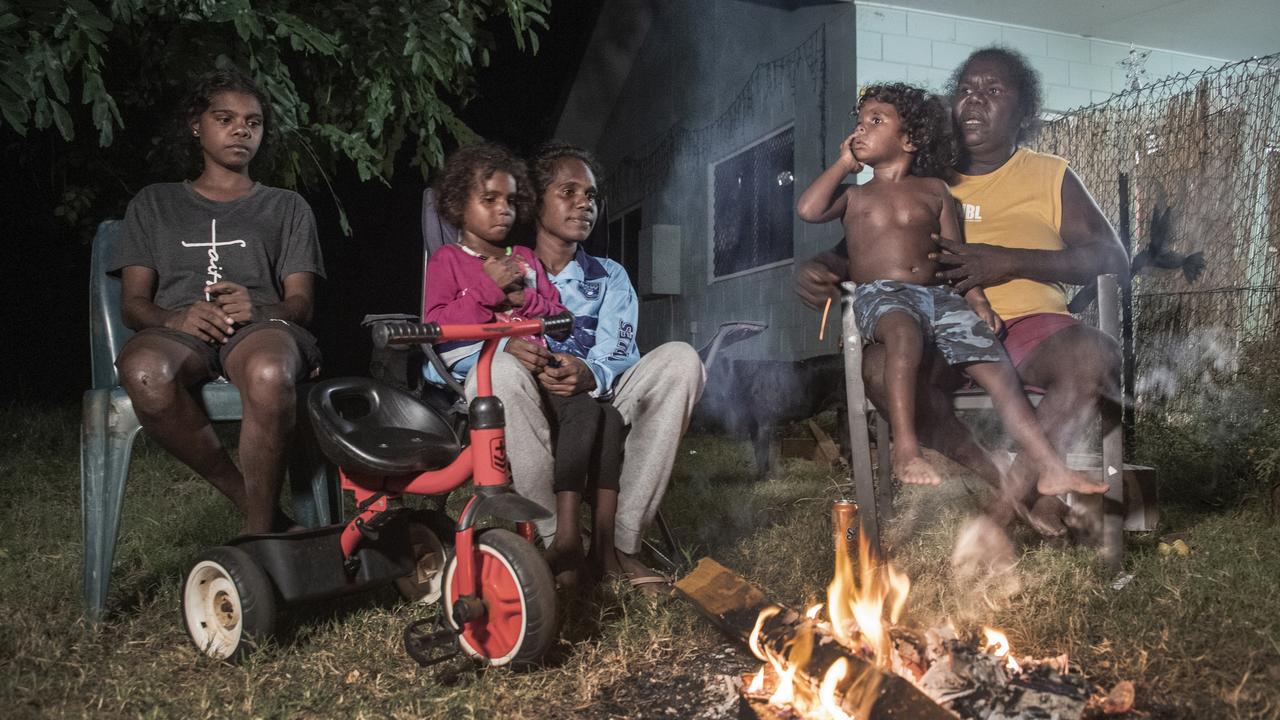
[308,378,462,475]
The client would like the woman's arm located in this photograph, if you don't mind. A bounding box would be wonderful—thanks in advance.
[121,265,233,342]
[932,168,1128,293]
[793,244,849,309]
[207,272,316,327]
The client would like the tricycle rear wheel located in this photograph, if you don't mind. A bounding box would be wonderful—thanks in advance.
[395,509,455,605]
[181,546,276,662]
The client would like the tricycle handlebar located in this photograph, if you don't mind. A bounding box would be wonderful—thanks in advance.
[373,310,575,348]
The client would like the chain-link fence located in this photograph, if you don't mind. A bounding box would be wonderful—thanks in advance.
[1033,54,1280,424]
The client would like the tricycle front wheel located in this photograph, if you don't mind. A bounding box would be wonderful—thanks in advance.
[442,528,556,667]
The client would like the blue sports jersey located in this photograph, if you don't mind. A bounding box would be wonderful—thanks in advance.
[545,247,640,398]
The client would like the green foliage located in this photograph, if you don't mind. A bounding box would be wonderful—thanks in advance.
[1135,334,1280,506]
[1,0,549,234]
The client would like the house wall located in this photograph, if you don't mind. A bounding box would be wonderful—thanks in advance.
[587,0,858,362]
[575,1,1228,363]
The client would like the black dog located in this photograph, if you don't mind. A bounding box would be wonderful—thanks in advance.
[692,353,847,478]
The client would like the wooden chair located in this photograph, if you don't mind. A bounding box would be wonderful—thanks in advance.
[839,276,1127,569]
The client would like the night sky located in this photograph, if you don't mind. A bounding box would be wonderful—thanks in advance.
[0,1,601,404]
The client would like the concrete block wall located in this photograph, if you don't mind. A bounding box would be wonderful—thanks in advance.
[854,2,1225,114]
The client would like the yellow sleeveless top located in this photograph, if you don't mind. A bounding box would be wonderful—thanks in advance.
[949,148,1069,319]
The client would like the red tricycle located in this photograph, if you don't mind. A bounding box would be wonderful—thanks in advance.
[181,314,572,666]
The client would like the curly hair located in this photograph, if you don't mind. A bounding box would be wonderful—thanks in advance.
[175,67,274,176]
[529,141,602,207]
[945,46,1043,143]
[857,83,957,178]
[435,142,533,229]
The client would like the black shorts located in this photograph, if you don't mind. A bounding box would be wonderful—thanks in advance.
[119,320,322,380]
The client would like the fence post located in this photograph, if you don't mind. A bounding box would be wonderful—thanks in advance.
[1118,173,1136,458]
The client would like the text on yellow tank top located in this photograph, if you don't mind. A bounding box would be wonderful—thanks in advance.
[949,148,1069,320]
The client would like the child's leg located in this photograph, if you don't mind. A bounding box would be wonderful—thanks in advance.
[543,393,600,587]
[962,360,1109,496]
[875,311,943,485]
[586,402,627,579]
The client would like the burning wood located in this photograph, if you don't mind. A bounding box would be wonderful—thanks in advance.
[676,523,1099,719]
[675,558,952,720]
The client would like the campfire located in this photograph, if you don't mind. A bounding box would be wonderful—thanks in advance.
[676,505,1127,719]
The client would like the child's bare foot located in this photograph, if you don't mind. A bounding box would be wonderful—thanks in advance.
[1037,466,1109,496]
[544,540,586,591]
[895,452,943,485]
[1014,495,1068,537]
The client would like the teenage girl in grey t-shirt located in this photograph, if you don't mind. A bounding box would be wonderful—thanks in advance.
[111,68,325,536]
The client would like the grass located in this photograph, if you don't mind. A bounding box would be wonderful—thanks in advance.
[1,404,1278,718]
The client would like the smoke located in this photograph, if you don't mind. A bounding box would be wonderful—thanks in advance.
[1135,325,1240,405]
[948,515,1021,623]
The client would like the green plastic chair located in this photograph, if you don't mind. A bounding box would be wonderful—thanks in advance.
[80,220,339,620]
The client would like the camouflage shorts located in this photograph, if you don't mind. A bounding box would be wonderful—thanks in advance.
[852,280,1004,366]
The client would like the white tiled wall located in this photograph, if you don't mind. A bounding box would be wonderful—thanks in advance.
[854,2,1225,114]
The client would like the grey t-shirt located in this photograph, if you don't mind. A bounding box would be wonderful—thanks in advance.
[110,182,325,312]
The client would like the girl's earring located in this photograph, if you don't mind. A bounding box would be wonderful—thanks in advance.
[192,130,200,137]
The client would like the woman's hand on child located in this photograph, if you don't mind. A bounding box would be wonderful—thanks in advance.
[165,301,234,343]
[504,337,555,372]
[538,354,597,397]
[840,132,864,175]
[794,259,842,310]
[483,256,523,290]
[969,298,1005,336]
[930,234,1018,294]
[207,281,258,324]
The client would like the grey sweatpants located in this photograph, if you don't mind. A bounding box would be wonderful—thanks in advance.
[465,343,705,553]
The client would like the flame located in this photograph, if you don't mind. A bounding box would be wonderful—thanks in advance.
[982,627,1023,673]
[769,663,797,706]
[750,606,780,661]
[818,659,852,720]
[740,521,1045,718]
[828,527,911,664]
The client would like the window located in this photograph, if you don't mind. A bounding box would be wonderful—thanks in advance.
[602,205,642,289]
[709,125,794,280]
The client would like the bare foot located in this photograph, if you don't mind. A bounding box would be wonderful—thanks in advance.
[1017,495,1068,537]
[895,452,943,485]
[1037,466,1109,496]
[544,540,586,591]
[614,549,671,600]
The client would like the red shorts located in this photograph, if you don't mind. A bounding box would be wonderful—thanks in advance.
[1001,312,1080,369]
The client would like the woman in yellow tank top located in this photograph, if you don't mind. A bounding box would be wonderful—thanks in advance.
[795,47,1127,537]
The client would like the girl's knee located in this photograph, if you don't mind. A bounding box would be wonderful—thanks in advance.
[238,356,298,410]
[117,348,180,400]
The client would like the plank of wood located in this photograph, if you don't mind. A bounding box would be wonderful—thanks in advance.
[806,420,842,464]
[676,558,952,720]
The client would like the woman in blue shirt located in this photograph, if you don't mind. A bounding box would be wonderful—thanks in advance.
[474,142,704,593]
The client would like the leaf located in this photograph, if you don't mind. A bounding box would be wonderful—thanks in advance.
[0,99,29,134]
[45,59,69,102]
[0,13,20,31]
[50,98,72,139]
